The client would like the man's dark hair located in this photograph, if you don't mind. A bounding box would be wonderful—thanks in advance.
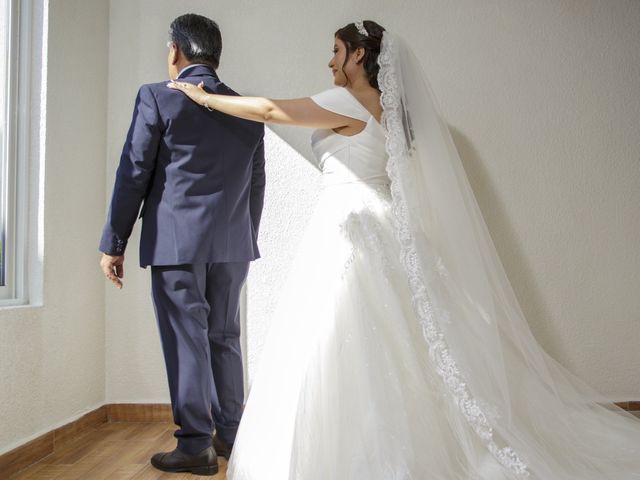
[169,14,222,69]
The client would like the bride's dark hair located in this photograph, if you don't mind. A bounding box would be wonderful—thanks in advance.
[335,20,386,90]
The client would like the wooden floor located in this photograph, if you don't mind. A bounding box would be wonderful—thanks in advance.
[8,409,640,478]
[9,422,227,479]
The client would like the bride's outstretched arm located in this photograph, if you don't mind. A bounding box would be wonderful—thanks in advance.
[167,80,354,130]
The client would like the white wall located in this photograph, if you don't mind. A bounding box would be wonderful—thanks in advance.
[0,0,109,455]
[103,0,639,405]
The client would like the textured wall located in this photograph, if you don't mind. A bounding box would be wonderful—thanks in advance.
[105,0,640,404]
[0,0,109,455]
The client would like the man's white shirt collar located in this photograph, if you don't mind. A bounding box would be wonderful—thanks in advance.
[177,64,211,79]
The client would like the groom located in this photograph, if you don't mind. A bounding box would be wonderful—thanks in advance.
[99,14,265,475]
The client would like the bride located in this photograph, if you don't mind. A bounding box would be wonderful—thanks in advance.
[169,20,640,480]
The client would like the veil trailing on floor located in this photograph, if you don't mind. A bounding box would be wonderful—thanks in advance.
[378,31,640,479]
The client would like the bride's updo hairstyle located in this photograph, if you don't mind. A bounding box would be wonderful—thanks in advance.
[335,20,386,90]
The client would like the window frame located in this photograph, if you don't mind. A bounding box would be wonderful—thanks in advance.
[0,0,32,305]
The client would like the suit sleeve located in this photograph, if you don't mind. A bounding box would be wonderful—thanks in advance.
[249,134,266,237]
[99,85,163,256]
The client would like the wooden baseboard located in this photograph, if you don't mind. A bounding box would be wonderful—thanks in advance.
[0,403,170,479]
[615,401,640,411]
[2,401,639,478]
[0,432,55,480]
[106,403,172,423]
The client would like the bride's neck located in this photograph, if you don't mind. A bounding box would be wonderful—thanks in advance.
[347,75,375,94]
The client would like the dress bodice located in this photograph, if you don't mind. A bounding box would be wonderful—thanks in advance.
[310,87,389,187]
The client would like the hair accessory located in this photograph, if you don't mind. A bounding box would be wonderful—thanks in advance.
[354,21,369,37]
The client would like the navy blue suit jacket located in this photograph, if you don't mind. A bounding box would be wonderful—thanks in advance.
[100,65,265,267]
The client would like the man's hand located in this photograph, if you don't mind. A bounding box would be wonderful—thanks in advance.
[100,253,125,289]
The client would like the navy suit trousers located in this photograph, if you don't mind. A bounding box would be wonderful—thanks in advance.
[150,262,249,455]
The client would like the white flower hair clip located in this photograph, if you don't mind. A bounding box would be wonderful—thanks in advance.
[354,21,369,37]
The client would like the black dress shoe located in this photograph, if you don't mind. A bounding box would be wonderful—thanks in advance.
[213,433,233,460]
[150,445,218,476]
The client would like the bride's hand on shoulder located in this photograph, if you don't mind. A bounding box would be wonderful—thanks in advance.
[167,80,209,107]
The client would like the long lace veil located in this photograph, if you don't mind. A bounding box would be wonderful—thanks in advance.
[378,31,640,479]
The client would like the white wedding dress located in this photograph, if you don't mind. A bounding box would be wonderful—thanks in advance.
[228,86,502,480]
[228,33,640,480]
